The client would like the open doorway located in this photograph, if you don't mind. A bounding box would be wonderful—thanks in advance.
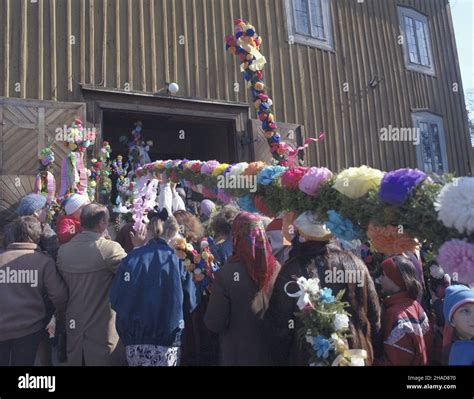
[101,109,237,165]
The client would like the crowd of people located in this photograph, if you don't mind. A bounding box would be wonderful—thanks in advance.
[0,188,473,367]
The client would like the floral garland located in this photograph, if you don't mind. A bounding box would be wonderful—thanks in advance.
[284,276,366,366]
[58,119,94,198]
[173,237,219,295]
[34,147,56,204]
[133,159,474,286]
[225,19,325,166]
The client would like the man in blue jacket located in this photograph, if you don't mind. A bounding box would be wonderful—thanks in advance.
[110,219,197,366]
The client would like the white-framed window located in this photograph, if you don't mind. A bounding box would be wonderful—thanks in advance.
[285,0,334,51]
[412,112,449,174]
[398,7,435,76]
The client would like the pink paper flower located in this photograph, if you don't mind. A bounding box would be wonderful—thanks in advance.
[298,167,333,196]
[281,167,309,190]
[437,239,474,286]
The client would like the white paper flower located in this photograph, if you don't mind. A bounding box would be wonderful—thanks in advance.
[333,313,350,331]
[429,264,445,279]
[306,277,320,296]
[229,162,249,176]
[435,177,474,235]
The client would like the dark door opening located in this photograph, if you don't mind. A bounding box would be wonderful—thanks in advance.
[101,109,237,165]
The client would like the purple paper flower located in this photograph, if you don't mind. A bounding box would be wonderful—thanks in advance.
[201,160,220,175]
[379,168,427,206]
[298,167,333,196]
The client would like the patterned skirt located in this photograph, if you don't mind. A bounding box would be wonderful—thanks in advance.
[125,345,180,367]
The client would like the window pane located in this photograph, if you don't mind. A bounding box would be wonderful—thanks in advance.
[294,0,310,35]
[419,122,433,172]
[404,16,420,64]
[430,123,444,173]
[415,19,431,66]
[310,0,325,39]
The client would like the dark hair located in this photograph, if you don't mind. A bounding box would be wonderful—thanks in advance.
[393,255,422,300]
[14,216,42,244]
[210,215,232,238]
[147,217,164,239]
[173,210,204,243]
[209,205,240,238]
[80,203,109,229]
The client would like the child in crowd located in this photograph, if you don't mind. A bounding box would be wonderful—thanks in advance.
[443,285,474,365]
[376,256,431,365]
[56,194,90,244]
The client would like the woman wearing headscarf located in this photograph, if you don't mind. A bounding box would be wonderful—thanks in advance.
[264,211,381,366]
[204,212,281,366]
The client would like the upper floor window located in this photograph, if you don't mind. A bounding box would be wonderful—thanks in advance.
[412,112,449,174]
[285,0,334,51]
[398,7,435,76]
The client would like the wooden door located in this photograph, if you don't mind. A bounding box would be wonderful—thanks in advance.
[0,97,86,224]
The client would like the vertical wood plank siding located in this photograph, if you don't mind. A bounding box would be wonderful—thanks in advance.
[0,0,471,174]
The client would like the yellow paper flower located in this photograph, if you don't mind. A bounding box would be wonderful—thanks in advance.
[333,166,384,199]
[212,163,230,177]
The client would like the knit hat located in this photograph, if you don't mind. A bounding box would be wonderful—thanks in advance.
[64,194,90,215]
[16,194,47,216]
[443,285,474,323]
[293,211,332,242]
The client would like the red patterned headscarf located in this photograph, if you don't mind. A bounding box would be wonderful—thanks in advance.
[230,212,278,293]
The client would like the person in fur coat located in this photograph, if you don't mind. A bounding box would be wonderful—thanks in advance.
[264,211,381,366]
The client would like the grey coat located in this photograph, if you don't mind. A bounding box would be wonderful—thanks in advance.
[204,261,273,366]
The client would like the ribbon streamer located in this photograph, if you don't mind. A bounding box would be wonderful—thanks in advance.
[284,277,314,310]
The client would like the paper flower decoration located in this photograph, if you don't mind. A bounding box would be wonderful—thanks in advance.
[242,161,266,176]
[325,210,360,242]
[435,177,474,235]
[212,163,230,177]
[333,166,384,199]
[379,168,427,206]
[298,167,333,196]
[256,165,287,185]
[190,162,203,173]
[229,162,249,176]
[367,223,419,255]
[437,239,474,286]
[201,160,220,175]
[281,167,309,190]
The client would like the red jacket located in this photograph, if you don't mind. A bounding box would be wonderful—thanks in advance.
[375,292,430,366]
[56,214,82,244]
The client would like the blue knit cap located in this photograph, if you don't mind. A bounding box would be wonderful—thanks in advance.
[16,194,47,216]
[444,285,474,323]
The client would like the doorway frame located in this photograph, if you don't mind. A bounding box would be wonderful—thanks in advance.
[80,86,253,162]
